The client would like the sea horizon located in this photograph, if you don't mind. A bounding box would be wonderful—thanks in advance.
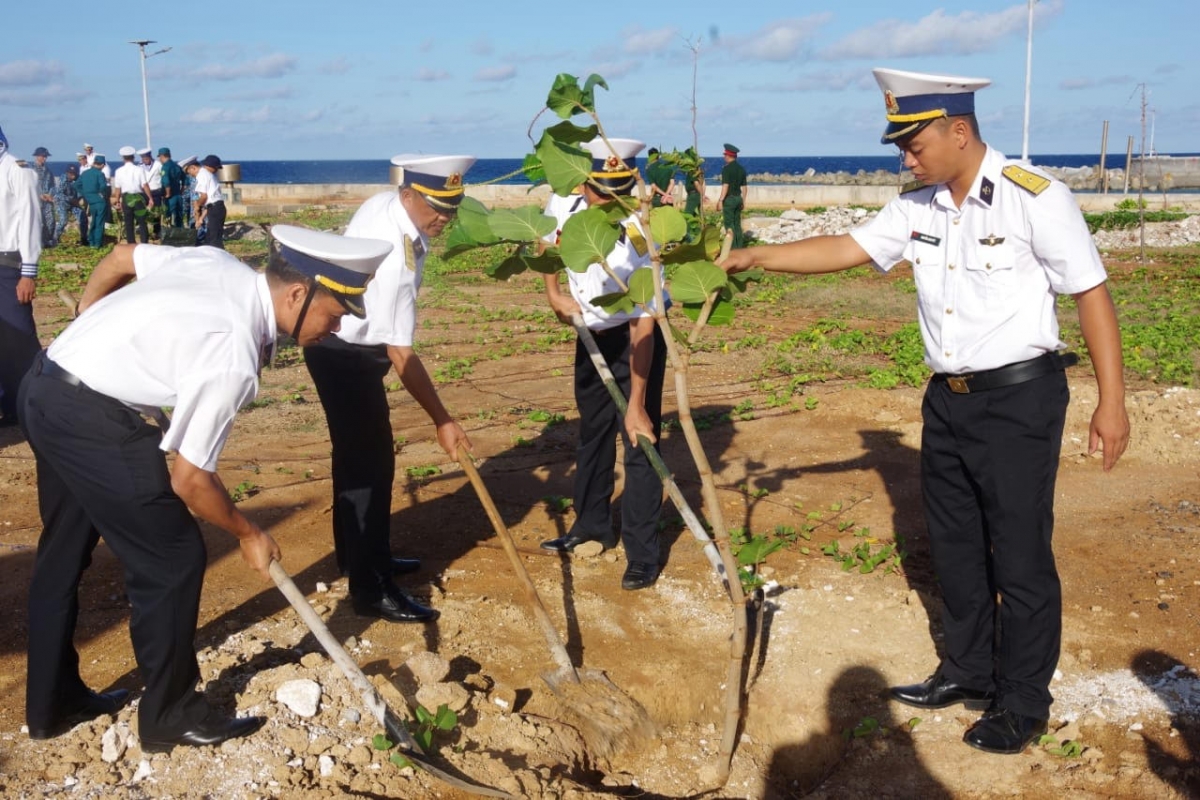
[46,152,1199,186]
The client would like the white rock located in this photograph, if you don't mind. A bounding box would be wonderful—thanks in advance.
[132,759,153,783]
[277,678,322,717]
[316,582,329,593]
[101,723,131,763]
[780,209,807,221]
[573,540,605,558]
[318,754,335,777]
[342,708,361,724]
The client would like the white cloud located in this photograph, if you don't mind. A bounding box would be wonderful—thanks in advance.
[584,60,641,81]
[820,0,1064,60]
[471,37,493,56]
[192,54,297,81]
[0,84,87,107]
[748,69,874,93]
[179,105,273,124]
[227,86,295,101]
[319,57,350,76]
[416,67,451,82]
[1155,63,1181,75]
[622,25,679,56]
[1060,75,1134,91]
[720,15,833,62]
[0,60,66,87]
[475,64,516,82]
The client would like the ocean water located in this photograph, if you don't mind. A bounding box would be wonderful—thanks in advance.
[46,153,1197,185]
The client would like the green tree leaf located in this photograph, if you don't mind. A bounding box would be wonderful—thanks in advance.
[649,206,687,244]
[454,196,499,246]
[486,253,529,280]
[487,205,558,242]
[590,291,635,315]
[670,261,729,303]
[544,121,599,145]
[581,74,608,110]
[535,134,591,196]
[372,733,393,750]
[626,267,657,304]
[433,705,458,731]
[390,752,414,769]
[414,705,433,725]
[522,153,546,186]
[443,223,481,259]
[727,267,765,293]
[681,296,735,326]
[560,207,619,272]
[523,251,566,274]
[547,73,584,119]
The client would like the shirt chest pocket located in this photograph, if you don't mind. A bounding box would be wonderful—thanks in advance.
[964,242,1018,306]
[904,240,946,310]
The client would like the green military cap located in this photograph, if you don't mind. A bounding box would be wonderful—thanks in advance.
[723,143,740,155]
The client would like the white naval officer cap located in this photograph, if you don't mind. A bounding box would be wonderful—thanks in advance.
[391,154,476,211]
[178,155,197,168]
[872,68,991,144]
[136,147,152,157]
[118,145,137,157]
[269,224,392,319]
[581,136,645,195]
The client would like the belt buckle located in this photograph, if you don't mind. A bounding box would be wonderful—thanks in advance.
[946,376,971,394]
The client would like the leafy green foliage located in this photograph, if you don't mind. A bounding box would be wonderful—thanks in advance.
[559,206,620,272]
[373,704,460,772]
[649,206,687,244]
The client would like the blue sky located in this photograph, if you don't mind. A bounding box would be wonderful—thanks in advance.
[2,0,1196,161]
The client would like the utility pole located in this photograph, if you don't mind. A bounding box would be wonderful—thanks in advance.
[130,40,171,151]
[1020,0,1036,162]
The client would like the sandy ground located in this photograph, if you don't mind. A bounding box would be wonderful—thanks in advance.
[0,269,1196,800]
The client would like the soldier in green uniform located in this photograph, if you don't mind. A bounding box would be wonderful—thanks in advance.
[645,148,675,207]
[77,156,110,248]
[158,148,185,228]
[718,143,748,247]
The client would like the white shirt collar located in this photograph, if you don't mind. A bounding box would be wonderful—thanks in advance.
[389,193,428,259]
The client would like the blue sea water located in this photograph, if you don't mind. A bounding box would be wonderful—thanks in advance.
[46,153,1197,185]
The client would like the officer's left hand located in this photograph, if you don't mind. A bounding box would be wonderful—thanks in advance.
[624,406,657,448]
[1090,400,1130,471]
[16,277,36,304]
[436,420,472,459]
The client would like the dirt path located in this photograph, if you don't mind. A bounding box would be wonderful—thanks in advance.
[0,276,1196,799]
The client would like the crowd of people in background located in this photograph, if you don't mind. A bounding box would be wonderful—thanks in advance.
[28,143,225,250]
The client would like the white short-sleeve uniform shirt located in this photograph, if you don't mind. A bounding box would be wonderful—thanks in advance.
[195,168,223,205]
[47,245,276,472]
[850,146,1108,374]
[112,162,147,195]
[541,193,664,331]
[336,191,427,348]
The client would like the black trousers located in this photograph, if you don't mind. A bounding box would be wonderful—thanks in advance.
[303,338,396,601]
[572,324,667,565]
[149,190,165,238]
[203,201,226,249]
[121,194,149,244]
[0,269,39,420]
[19,353,211,739]
[920,369,1068,720]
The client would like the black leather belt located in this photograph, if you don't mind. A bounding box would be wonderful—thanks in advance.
[207,200,225,207]
[37,355,85,388]
[933,352,1078,394]
[0,250,20,270]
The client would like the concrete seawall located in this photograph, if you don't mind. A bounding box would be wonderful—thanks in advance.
[228,182,1200,214]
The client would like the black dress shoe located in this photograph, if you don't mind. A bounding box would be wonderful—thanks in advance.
[390,557,421,575]
[963,707,1048,754]
[141,715,266,752]
[889,668,994,710]
[28,688,132,740]
[352,589,438,623]
[540,530,617,553]
[621,561,660,590]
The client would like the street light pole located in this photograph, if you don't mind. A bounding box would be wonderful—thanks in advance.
[130,40,171,151]
[1020,0,1035,162]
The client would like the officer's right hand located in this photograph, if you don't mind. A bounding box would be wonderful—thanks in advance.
[719,249,757,274]
[240,528,282,581]
[549,293,582,325]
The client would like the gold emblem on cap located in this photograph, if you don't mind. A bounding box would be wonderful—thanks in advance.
[444,172,463,190]
[604,155,623,172]
[884,90,900,116]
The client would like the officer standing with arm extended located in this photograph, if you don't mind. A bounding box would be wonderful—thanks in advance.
[538,137,669,591]
[20,226,390,748]
[140,148,163,240]
[303,155,475,623]
[77,155,110,248]
[721,68,1130,755]
[717,143,747,247]
[0,125,43,427]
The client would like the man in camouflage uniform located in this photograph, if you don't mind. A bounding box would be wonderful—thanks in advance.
[32,147,56,248]
[53,165,86,247]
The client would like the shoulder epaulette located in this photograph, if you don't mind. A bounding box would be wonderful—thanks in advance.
[15,159,30,168]
[624,222,648,257]
[899,179,927,194]
[1002,165,1051,196]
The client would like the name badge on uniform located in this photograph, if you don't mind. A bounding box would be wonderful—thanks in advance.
[910,231,941,246]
